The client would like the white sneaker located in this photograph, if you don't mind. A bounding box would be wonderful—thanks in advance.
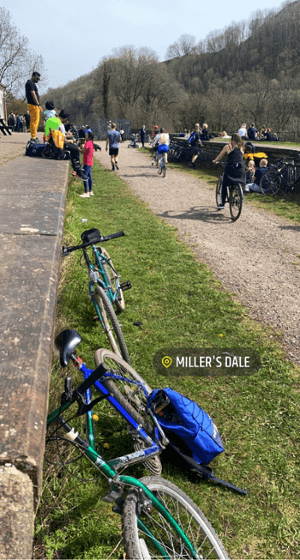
[79,193,90,198]
[89,191,94,196]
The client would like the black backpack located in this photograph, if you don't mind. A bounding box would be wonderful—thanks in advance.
[25,140,46,157]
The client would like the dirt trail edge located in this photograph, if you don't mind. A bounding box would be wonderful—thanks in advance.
[95,143,300,365]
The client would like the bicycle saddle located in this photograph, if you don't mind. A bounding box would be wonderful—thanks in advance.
[55,329,82,367]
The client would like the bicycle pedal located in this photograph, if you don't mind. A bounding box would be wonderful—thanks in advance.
[102,485,123,503]
[112,504,122,515]
[120,280,132,292]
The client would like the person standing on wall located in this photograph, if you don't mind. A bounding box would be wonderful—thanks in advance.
[25,72,42,142]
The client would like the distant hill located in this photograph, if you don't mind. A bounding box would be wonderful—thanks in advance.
[165,0,300,93]
[40,1,300,136]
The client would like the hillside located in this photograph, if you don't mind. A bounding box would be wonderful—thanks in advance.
[40,1,300,136]
[166,0,300,92]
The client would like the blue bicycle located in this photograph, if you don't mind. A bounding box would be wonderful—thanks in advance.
[46,328,229,559]
[51,328,163,476]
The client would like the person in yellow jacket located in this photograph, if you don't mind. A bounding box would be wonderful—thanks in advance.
[25,72,42,141]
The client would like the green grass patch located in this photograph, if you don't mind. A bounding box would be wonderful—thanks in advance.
[34,161,300,559]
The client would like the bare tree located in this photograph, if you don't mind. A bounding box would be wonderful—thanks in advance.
[0,8,46,96]
[166,34,197,59]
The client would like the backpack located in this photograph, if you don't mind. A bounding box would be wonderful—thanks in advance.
[188,131,196,145]
[148,388,224,465]
[25,140,46,157]
[148,388,246,495]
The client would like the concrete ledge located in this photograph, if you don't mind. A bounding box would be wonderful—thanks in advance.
[0,148,69,557]
[0,464,34,560]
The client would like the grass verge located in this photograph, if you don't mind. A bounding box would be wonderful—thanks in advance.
[34,161,300,559]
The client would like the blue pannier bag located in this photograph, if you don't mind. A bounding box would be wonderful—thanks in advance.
[148,388,247,495]
[148,388,224,464]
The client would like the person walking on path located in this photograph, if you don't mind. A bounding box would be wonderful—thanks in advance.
[189,124,203,168]
[79,131,94,198]
[106,122,122,171]
[25,71,42,141]
[140,125,146,147]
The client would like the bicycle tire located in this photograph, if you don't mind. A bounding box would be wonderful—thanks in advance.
[215,178,222,207]
[93,285,130,364]
[99,247,125,312]
[94,349,162,476]
[259,169,281,195]
[122,476,229,559]
[229,184,243,221]
[285,165,296,193]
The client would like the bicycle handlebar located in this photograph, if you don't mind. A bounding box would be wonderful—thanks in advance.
[62,230,125,256]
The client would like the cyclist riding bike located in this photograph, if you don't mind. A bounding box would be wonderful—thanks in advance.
[157,128,170,174]
[213,133,246,209]
[151,128,160,166]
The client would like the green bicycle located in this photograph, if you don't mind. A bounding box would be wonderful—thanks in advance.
[62,228,131,363]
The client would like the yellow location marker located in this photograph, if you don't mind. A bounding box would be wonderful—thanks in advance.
[162,356,172,368]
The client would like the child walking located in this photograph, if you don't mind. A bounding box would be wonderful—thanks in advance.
[79,131,94,198]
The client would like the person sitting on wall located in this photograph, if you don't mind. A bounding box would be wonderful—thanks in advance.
[245,158,269,192]
[44,109,87,178]
[238,123,248,140]
[200,123,210,141]
[247,123,258,141]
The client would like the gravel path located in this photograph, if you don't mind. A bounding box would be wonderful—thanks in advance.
[95,142,300,365]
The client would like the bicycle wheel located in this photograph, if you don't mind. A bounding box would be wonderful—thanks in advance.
[162,161,167,178]
[94,349,162,476]
[122,476,228,559]
[259,169,281,195]
[93,285,130,363]
[215,178,222,206]
[229,184,243,221]
[285,165,296,193]
[99,247,125,312]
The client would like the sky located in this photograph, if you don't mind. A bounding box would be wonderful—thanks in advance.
[2,0,287,92]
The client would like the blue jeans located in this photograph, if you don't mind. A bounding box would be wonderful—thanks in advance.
[83,165,93,192]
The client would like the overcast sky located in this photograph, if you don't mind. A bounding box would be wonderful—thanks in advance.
[3,0,286,92]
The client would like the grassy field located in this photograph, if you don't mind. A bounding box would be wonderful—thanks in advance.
[34,160,300,559]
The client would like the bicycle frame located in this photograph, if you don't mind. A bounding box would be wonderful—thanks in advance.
[82,245,121,308]
[76,357,162,462]
[47,398,198,559]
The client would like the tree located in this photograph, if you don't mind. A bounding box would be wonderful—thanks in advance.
[166,35,197,59]
[94,46,181,127]
[0,8,46,97]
